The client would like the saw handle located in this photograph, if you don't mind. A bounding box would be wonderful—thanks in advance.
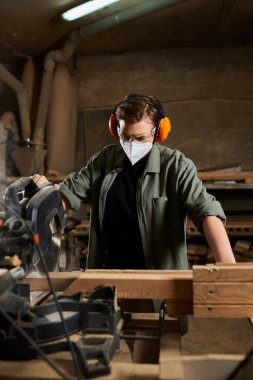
[4,177,40,219]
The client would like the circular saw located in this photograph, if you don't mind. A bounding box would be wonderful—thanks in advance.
[2,177,67,274]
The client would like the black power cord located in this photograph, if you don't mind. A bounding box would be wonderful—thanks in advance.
[225,347,253,380]
[32,237,83,380]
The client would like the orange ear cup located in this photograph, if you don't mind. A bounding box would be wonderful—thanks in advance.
[109,97,172,142]
[155,116,171,142]
[108,114,119,138]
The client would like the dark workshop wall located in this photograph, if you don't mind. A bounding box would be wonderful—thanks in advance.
[1,44,253,177]
[0,62,21,118]
[76,44,253,170]
[0,61,22,190]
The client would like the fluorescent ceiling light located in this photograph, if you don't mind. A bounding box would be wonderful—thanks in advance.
[62,0,121,21]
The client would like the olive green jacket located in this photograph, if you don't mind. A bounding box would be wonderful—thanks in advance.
[59,144,226,270]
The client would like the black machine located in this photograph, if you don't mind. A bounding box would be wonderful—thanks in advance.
[0,178,122,379]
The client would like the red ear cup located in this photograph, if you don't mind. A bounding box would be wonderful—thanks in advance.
[108,114,119,138]
[155,116,171,142]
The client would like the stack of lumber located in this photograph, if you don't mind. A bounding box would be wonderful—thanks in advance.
[187,244,209,265]
[233,240,253,262]
[187,217,253,265]
[193,264,253,318]
[198,170,253,183]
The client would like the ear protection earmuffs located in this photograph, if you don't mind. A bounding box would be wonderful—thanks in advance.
[108,96,171,143]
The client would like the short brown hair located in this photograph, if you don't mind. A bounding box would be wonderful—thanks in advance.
[114,94,163,125]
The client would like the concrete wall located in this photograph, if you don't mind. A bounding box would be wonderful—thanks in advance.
[76,44,253,170]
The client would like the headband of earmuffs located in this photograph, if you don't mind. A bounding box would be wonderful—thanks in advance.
[108,96,171,142]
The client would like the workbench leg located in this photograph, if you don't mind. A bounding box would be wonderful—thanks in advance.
[159,326,183,379]
[131,332,160,363]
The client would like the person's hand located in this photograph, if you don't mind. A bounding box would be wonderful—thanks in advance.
[32,174,60,190]
[31,174,68,209]
[31,173,50,187]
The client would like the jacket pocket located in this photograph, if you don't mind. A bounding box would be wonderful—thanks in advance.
[152,196,169,207]
[152,196,169,230]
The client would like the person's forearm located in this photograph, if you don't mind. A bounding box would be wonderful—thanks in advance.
[202,216,236,263]
[53,183,70,210]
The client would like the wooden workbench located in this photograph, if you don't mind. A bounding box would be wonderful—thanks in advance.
[1,265,253,379]
[0,351,252,380]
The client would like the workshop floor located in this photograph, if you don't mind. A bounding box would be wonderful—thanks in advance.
[113,316,253,363]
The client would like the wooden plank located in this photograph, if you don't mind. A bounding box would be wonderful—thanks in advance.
[194,304,253,318]
[85,269,192,275]
[0,354,252,380]
[21,271,80,291]
[63,274,192,300]
[30,291,51,307]
[206,263,253,269]
[22,270,193,301]
[0,359,159,379]
[187,244,207,256]
[0,355,252,380]
[194,282,253,305]
[162,352,253,380]
[193,264,253,282]
[197,171,253,183]
[123,314,180,329]
[234,240,252,255]
[179,354,253,380]
[188,217,253,229]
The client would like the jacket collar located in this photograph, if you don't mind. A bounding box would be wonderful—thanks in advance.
[113,145,126,169]
[145,143,160,173]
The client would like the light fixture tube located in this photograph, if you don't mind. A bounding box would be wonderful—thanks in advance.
[62,0,121,21]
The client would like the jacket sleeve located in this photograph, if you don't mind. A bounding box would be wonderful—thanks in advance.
[58,148,105,210]
[177,158,226,232]
[59,164,92,211]
[59,144,122,211]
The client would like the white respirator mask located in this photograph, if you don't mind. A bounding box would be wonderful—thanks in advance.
[120,139,153,165]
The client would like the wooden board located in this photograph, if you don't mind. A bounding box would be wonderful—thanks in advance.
[197,171,253,183]
[193,264,253,317]
[22,270,193,301]
[0,359,159,380]
[0,353,252,380]
[193,264,253,282]
[194,282,253,304]
[63,275,192,301]
[7,266,253,379]
[194,304,253,318]
[159,354,253,380]
[23,267,253,318]
[21,271,80,291]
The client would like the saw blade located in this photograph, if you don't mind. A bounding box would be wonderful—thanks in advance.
[33,218,61,274]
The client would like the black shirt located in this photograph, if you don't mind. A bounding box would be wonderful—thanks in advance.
[103,156,148,269]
